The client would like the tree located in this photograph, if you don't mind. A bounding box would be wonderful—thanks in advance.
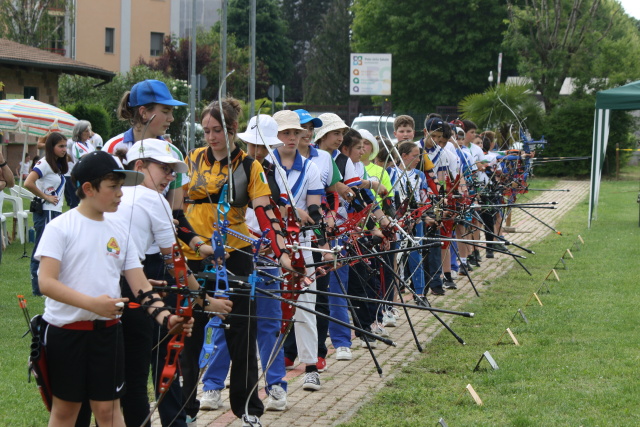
[59,66,190,141]
[62,103,111,139]
[460,83,544,149]
[503,0,640,112]
[225,0,293,91]
[303,0,352,105]
[138,35,212,81]
[0,0,71,49]
[281,0,333,101]
[351,0,511,113]
[535,94,635,176]
[196,28,270,102]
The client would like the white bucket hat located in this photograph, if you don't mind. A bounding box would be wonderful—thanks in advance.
[126,139,188,173]
[273,110,304,131]
[357,129,379,161]
[314,113,348,143]
[237,115,284,147]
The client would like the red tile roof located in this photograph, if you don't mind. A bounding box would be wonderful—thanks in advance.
[0,38,114,80]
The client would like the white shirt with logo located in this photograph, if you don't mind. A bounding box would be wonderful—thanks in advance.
[36,209,141,326]
[107,185,176,259]
[32,159,65,212]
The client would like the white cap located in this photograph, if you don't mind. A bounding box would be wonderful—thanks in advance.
[237,115,284,147]
[273,110,304,131]
[126,139,188,173]
[358,129,379,161]
[314,113,348,143]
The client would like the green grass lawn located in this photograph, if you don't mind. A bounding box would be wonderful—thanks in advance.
[341,175,640,426]
[1,173,637,425]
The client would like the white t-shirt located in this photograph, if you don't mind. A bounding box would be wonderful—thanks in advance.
[19,161,31,176]
[32,159,65,212]
[105,132,189,190]
[67,139,96,164]
[106,185,176,259]
[307,146,335,188]
[271,150,324,211]
[388,167,428,204]
[35,209,142,326]
[90,133,103,149]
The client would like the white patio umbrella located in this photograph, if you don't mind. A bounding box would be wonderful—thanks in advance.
[0,98,78,186]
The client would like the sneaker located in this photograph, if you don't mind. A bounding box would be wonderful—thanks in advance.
[264,384,287,411]
[468,254,481,267]
[443,279,457,290]
[302,371,321,391]
[335,346,352,360]
[486,249,495,259]
[430,287,446,296]
[459,263,472,276]
[200,389,222,410]
[186,415,197,427]
[382,310,397,327]
[242,415,262,427]
[284,357,295,370]
[359,335,378,349]
[414,295,430,307]
[371,323,390,338]
[473,249,482,262]
[316,357,327,372]
[450,270,459,279]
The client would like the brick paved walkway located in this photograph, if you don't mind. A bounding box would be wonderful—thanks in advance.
[171,180,589,427]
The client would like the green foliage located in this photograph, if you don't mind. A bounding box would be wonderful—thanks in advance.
[226,0,293,87]
[196,29,270,102]
[252,98,304,116]
[138,35,212,82]
[504,0,640,112]
[574,2,640,94]
[351,0,511,113]
[59,66,190,143]
[281,0,333,101]
[303,0,352,105]
[460,83,544,148]
[535,94,636,177]
[0,0,72,49]
[61,103,111,139]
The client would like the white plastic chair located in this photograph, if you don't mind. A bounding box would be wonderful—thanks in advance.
[11,185,36,201]
[2,191,29,244]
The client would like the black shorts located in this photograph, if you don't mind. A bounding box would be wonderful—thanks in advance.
[44,322,125,402]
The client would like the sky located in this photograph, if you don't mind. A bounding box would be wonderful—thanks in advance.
[618,0,640,20]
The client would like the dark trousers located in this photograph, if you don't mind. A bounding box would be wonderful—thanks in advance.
[480,210,496,244]
[185,248,263,419]
[347,261,376,337]
[64,178,79,209]
[30,209,61,296]
[120,253,188,427]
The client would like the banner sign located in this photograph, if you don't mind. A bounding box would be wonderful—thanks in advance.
[349,53,392,96]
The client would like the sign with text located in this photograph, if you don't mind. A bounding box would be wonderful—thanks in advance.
[349,53,392,96]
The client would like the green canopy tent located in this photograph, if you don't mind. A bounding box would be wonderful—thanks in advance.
[589,80,640,227]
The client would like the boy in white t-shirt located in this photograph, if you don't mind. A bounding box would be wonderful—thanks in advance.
[35,151,193,426]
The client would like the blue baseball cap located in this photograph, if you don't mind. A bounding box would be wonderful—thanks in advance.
[294,109,323,128]
[128,80,187,107]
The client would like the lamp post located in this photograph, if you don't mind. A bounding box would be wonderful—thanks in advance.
[488,71,494,86]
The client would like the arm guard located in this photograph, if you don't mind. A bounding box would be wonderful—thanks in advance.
[308,204,327,246]
[254,204,288,260]
[172,209,198,244]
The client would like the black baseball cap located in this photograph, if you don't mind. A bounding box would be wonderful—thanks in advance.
[72,151,144,187]
[425,118,445,132]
